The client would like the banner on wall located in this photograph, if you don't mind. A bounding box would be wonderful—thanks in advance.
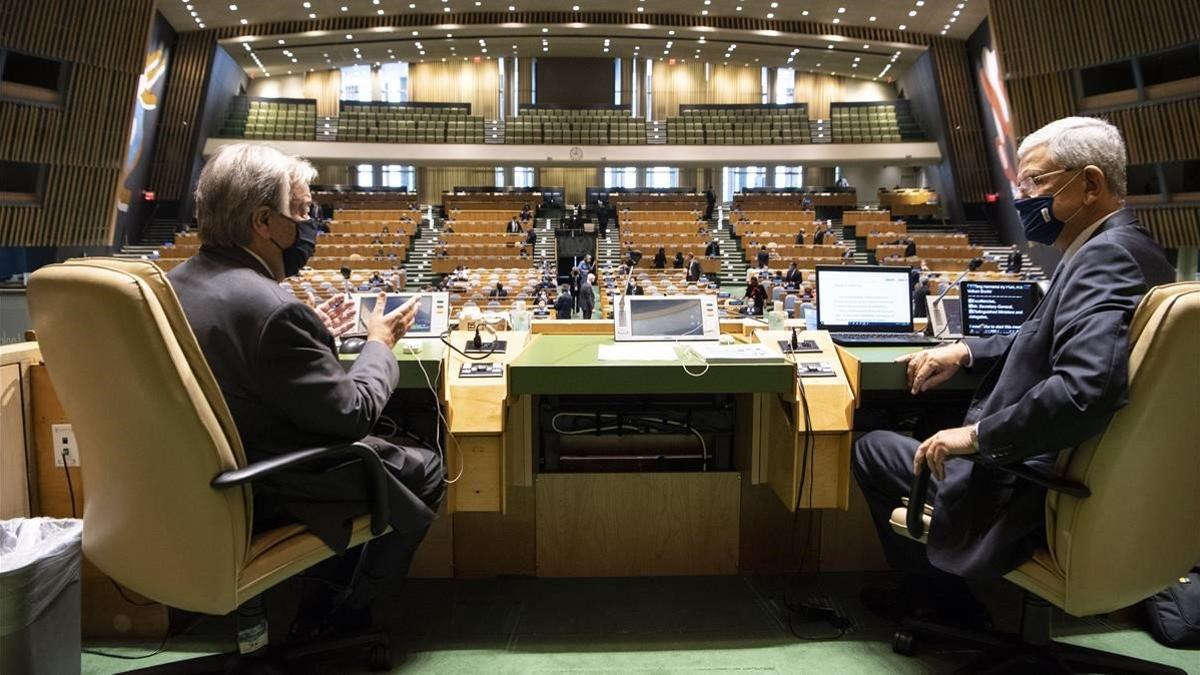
[112,13,174,244]
[975,44,1018,194]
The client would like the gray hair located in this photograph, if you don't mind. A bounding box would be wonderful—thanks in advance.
[194,144,317,247]
[1017,116,1127,200]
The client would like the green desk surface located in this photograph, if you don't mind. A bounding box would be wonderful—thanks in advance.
[339,338,446,389]
[845,345,979,392]
[509,335,795,395]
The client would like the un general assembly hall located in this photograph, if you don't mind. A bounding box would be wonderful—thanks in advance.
[1,1,1198,673]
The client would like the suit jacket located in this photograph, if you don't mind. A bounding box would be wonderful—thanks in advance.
[705,242,720,257]
[783,268,803,286]
[927,210,1175,578]
[686,260,702,282]
[169,246,436,550]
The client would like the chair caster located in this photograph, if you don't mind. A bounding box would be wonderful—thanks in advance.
[892,629,917,656]
[368,643,392,671]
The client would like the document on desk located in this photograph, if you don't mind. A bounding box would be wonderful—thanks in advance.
[596,343,680,362]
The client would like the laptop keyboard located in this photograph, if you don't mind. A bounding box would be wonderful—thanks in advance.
[831,332,941,346]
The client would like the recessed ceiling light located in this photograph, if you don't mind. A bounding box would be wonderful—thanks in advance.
[869,15,877,21]
[801,9,809,15]
[228,3,237,10]
[832,17,839,23]
[837,6,845,13]
[345,34,354,39]
[766,12,774,18]
[898,24,906,30]
[668,30,675,34]
[701,9,708,14]
[308,12,315,17]
[572,4,579,9]
[277,39,285,44]
[908,9,917,16]
[916,0,925,6]
[239,18,247,24]
[542,27,549,32]
[509,5,515,9]
[340,5,348,11]
[302,1,310,7]
[377,9,384,13]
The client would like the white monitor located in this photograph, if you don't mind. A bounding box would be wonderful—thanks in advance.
[351,292,450,337]
[614,295,720,342]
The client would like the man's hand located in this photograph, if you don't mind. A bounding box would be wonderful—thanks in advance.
[364,294,418,349]
[913,425,977,481]
[895,342,971,395]
[315,294,356,337]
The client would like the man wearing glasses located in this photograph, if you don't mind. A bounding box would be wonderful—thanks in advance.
[852,117,1175,626]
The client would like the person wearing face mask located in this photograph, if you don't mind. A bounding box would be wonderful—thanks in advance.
[851,117,1174,627]
[167,144,445,643]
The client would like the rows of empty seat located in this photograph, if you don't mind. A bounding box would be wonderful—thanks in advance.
[666,104,811,145]
[828,101,926,143]
[505,107,647,144]
[219,97,316,140]
[337,101,484,143]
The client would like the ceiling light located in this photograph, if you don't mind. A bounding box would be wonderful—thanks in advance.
[908,10,917,16]
[444,6,450,11]
[198,22,205,28]
[303,1,310,7]
[869,15,877,21]
[837,6,845,13]
[341,5,348,11]
[572,4,579,8]
[239,18,247,24]
[277,39,285,44]
[668,30,675,35]
[767,13,774,18]
[701,10,708,14]
[832,18,839,23]
[916,0,925,5]
[801,10,808,15]
[736,6,742,9]
[228,3,237,10]
[345,34,354,39]
[898,24,907,30]
[542,27,549,32]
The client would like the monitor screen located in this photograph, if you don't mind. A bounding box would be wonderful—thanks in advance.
[816,266,913,332]
[628,298,706,338]
[355,294,434,335]
[961,281,1038,336]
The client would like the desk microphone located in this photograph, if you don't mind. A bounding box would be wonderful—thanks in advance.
[472,326,483,351]
[791,327,800,351]
[931,257,984,307]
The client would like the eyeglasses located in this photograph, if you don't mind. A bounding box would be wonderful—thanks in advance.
[1017,167,1075,197]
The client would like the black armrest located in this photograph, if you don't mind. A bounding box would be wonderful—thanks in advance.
[905,454,1091,540]
[212,441,390,537]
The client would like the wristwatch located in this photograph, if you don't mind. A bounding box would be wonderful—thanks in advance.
[970,422,981,451]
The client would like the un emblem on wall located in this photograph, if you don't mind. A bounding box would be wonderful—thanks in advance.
[569,146,584,161]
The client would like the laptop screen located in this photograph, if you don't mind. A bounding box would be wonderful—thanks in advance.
[961,281,1038,336]
[354,294,435,335]
[816,266,913,332]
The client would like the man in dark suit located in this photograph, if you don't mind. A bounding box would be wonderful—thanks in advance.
[783,262,802,288]
[705,239,721,257]
[168,144,444,639]
[755,246,770,268]
[794,230,806,246]
[554,284,574,319]
[703,187,716,220]
[489,281,508,298]
[685,254,702,282]
[853,117,1175,624]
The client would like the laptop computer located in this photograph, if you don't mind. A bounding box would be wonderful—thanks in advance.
[961,281,1039,337]
[815,265,940,347]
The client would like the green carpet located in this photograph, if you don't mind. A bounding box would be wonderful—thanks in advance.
[82,573,1199,674]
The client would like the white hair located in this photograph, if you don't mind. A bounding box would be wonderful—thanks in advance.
[1017,116,1127,200]
[194,143,317,247]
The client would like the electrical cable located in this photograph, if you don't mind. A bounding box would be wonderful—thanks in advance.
[550,412,708,468]
[82,613,202,660]
[413,355,464,484]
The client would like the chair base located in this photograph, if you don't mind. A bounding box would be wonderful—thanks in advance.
[892,594,1184,675]
[120,630,392,674]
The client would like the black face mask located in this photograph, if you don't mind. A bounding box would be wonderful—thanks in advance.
[267,211,318,278]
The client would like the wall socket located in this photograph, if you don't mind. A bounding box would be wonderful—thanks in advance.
[52,424,80,467]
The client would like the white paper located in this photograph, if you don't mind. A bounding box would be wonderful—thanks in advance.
[597,343,680,362]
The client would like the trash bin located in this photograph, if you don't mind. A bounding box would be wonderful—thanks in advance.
[1,518,83,675]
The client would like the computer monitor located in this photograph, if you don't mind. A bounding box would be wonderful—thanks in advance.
[960,281,1038,336]
[815,265,914,333]
[351,292,450,337]
[614,295,720,342]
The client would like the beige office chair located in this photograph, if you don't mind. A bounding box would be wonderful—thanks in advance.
[28,259,393,671]
[890,282,1200,674]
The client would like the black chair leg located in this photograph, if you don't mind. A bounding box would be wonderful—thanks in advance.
[892,592,1185,675]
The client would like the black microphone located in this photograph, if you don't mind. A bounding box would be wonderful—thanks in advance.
[472,326,482,351]
[932,257,985,307]
[791,326,799,350]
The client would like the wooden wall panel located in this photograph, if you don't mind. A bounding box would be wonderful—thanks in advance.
[0,0,155,247]
[929,39,992,202]
[148,32,215,201]
[992,0,1200,78]
[1134,207,1200,248]
[1106,98,1200,165]
[1006,72,1076,138]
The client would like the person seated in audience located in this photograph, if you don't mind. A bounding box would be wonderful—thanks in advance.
[653,247,667,269]
[507,217,522,234]
[436,246,448,258]
[743,275,767,316]
[696,224,709,236]
[685,253,702,282]
[813,224,834,245]
[705,239,721,257]
[381,226,390,235]
[554,284,574,319]
[794,230,806,245]
[784,262,803,288]
[853,115,1174,630]
[443,224,455,234]
[525,227,537,246]
[801,194,814,211]
[903,238,918,258]
[489,282,507,298]
[1006,250,1024,273]
[519,246,529,258]
[756,246,770,268]
[911,270,930,318]
[842,248,856,260]
[375,248,386,258]
[672,252,685,269]
[632,278,646,295]
[369,272,383,287]
[371,235,383,245]
[168,144,443,643]
[395,226,406,237]
[520,203,532,222]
